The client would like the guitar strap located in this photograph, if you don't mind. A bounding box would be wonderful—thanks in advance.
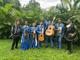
[42,25,44,34]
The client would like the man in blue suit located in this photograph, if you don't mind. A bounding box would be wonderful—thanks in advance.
[55,18,64,49]
[29,22,37,48]
[43,19,49,48]
[36,21,44,48]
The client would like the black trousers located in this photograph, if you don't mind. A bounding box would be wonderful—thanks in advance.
[67,41,73,53]
[11,36,20,50]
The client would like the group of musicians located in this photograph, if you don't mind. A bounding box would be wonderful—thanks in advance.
[11,17,77,54]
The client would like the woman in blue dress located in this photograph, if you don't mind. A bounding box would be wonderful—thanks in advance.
[21,20,29,50]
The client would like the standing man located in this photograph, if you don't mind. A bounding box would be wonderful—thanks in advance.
[36,21,44,48]
[45,22,55,48]
[30,22,37,48]
[55,18,64,49]
[11,19,21,50]
[44,18,49,31]
[43,18,49,48]
[65,19,77,54]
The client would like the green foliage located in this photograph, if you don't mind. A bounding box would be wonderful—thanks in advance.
[0,0,80,38]
[0,0,21,38]
[22,0,42,20]
[55,0,80,32]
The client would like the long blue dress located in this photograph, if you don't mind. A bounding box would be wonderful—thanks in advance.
[21,25,29,50]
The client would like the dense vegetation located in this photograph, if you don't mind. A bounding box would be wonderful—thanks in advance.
[0,0,80,39]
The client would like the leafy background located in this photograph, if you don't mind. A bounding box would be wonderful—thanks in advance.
[0,0,80,39]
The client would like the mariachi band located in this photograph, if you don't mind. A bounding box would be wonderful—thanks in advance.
[11,17,77,54]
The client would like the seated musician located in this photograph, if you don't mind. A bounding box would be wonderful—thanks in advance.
[55,18,64,49]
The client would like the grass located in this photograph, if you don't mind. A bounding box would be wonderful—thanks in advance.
[0,39,80,60]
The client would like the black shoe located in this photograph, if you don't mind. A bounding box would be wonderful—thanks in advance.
[15,47,18,49]
[68,51,73,54]
[46,46,48,48]
[11,48,14,50]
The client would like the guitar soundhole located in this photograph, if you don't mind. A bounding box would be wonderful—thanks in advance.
[49,28,51,30]
[41,35,42,37]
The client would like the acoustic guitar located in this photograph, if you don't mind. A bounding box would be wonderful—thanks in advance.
[38,33,44,41]
[45,24,55,36]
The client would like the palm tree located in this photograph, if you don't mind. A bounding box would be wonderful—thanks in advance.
[56,0,80,39]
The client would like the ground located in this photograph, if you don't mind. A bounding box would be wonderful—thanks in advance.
[0,39,80,60]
